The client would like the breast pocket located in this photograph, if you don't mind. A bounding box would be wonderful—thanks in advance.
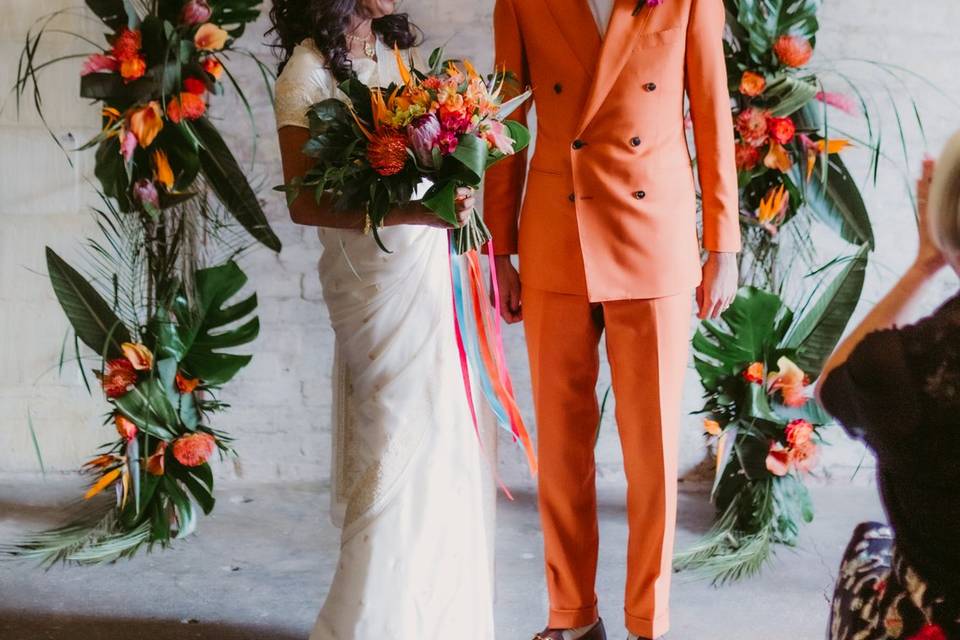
[632,26,683,51]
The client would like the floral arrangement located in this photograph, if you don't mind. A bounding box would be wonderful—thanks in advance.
[282,48,531,254]
[5,0,279,565]
[677,0,927,582]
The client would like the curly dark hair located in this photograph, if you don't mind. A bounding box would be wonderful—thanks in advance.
[268,0,421,81]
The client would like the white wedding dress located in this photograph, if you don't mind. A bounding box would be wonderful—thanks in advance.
[274,39,496,639]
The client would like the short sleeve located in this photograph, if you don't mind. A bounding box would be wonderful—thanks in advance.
[274,42,335,129]
[820,328,921,463]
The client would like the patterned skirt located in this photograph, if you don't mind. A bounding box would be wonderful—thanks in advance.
[829,522,959,640]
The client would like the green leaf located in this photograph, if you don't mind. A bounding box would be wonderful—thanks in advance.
[45,247,131,358]
[190,117,282,252]
[450,135,489,184]
[693,286,793,368]
[85,0,128,30]
[422,180,459,226]
[764,74,817,117]
[783,245,869,379]
[114,378,177,441]
[171,261,259,386]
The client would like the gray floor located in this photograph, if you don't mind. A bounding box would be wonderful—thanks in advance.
[0,479,883,640]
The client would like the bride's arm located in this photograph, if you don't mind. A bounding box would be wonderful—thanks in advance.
[279,126,473,229]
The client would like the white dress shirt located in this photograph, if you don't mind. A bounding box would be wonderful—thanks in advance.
[587,0,616,36]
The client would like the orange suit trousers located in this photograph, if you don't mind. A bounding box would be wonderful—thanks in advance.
[522,286,692,639]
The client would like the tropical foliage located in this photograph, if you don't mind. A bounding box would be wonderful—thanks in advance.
[4,0,279,565]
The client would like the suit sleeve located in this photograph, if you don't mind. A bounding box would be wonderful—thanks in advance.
[684,0,741,253]
[484,0,531,256]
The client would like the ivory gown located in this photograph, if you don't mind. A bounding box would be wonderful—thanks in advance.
[275,38,496,639]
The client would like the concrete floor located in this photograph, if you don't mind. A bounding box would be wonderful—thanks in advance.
[0,479,884,640]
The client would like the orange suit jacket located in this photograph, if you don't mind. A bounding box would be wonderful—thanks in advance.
[485,0,741,302]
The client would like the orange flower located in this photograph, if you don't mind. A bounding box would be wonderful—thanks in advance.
[790,440,819,474]
[183,77,208,95]
[742,361,765,384]
[129,102,164,148]
[806,138,854,180]
[153,150,175,190]
[703,419,722,436]
[739,71,766,97]
[735,143,761,171]
[202,57,224,80]
[84,467,123,500]
[765,442,790,477]
[786,419,814,447]
[100,358,137,398]
[172,433,217,467]
[120,56,147,82]
[736,107,770,147]
[175,372,200,394]
[146,441,168,476]
[166,92,206,123]
[767,116,796,145]
[367,130,409,176]
[767,356,809,408]
[115,414,138,442]
[773,35,813,68]
[194,23,229,52]
[112,28,142,62]
[764,141,793,172]
[121,342,154,371]
[757,184,789,225]
[84,453,121,470]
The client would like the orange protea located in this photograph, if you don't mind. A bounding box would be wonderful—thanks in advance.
[112,28,142,62]
[767,356,809,407]
[121,342,153,371]
[119,56,147,82]
[194,23,229,52]
[129,102,164,147]
[146,441,168,476]
[736,107,770,147]
[115,414,139,442]
[743,361,765,384]
[739,71,766,97]
[166,92,206,123]
[764,141,793,172]
[202,56,224,80]
[703,419,722,436]
[735,142,761,171]
[175,372,201,394]
[367,129,409,176]
[172,432,217,467]
[773,35,813,68]
[100,358,137,398]
[153,150,174,190]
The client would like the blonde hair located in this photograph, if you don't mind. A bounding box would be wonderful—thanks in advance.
[929,130,960,257]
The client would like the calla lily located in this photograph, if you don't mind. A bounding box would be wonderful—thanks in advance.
[703,419,722,436]
[764,141,793,172]
[153,150,175,190]
[115,414,138,442]
[129,102,163,147]
[194,23,229,52]
[767,356,809,408]
[121,342,154,371]
[742,361,765,384]
[146,442,167,476]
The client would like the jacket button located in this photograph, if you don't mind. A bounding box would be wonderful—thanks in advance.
[630,136,642,147]
[572,139,585,149]
[568,193,576,202]
[634,190,646,199]
[554,83,563,94]
[644,82,657,92]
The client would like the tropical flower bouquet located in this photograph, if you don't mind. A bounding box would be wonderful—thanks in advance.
[4,0,279,565]
[282,48,531,254]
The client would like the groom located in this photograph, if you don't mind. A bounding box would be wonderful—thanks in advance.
[485,0,740,638]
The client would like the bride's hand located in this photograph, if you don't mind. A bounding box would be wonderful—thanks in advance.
[385,188,475,229]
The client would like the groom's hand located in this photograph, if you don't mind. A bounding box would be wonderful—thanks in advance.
[697,252,738,320]
[490,255,523,324]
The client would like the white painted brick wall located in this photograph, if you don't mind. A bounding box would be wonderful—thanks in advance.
[2,1,958,487]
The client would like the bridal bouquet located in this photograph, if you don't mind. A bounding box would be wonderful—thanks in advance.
[284,48,531,254]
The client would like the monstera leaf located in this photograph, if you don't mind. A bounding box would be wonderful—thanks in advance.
[162,261,260,387]
[85,0,138,30]
[191,117,282,253]
[783,244,870,378]
[46,247,131,359]
[765,74,818,117]
[693,287,794,391]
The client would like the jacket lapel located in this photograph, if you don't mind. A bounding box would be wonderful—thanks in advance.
[542,0,602,77]
[576,0,658,134]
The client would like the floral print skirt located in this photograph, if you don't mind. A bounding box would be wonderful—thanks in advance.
[829,522,958,640]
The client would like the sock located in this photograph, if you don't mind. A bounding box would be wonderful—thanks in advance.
[563,622,598,640]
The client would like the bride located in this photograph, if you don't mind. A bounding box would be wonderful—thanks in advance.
[270,1,497,637]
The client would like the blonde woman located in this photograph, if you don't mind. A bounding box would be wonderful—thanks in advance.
[817,137,960,640]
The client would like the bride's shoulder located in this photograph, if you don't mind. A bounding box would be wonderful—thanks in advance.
[276,38,333,90]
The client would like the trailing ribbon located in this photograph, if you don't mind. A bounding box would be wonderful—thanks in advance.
[448,235,537,490]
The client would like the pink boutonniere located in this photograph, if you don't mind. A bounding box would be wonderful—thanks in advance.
[633,0,664,15]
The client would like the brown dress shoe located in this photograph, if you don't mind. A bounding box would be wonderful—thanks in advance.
[532,619,607,640]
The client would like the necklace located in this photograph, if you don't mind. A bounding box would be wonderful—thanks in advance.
[346,31,376,59]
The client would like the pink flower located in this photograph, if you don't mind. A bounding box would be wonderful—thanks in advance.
[406,113,441,167]
[766,442,791,477]
[790,441,819,474]
[180,0,213,25]
[481,120,515,156]
[437,130,459,155]
[132,179,159,209]
[908,624,947,640]
[815,91,858,116]
[81,53,119,76]
[121,130,138,163]
[736,107,770,147]
[786,419,814,447]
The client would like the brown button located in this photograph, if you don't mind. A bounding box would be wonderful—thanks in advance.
[554,83,563,94]
[568,193,576,202]
[644,82,657,92]
[630,136,642,147]
[572,139,585,149]
[634,190,646,199]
